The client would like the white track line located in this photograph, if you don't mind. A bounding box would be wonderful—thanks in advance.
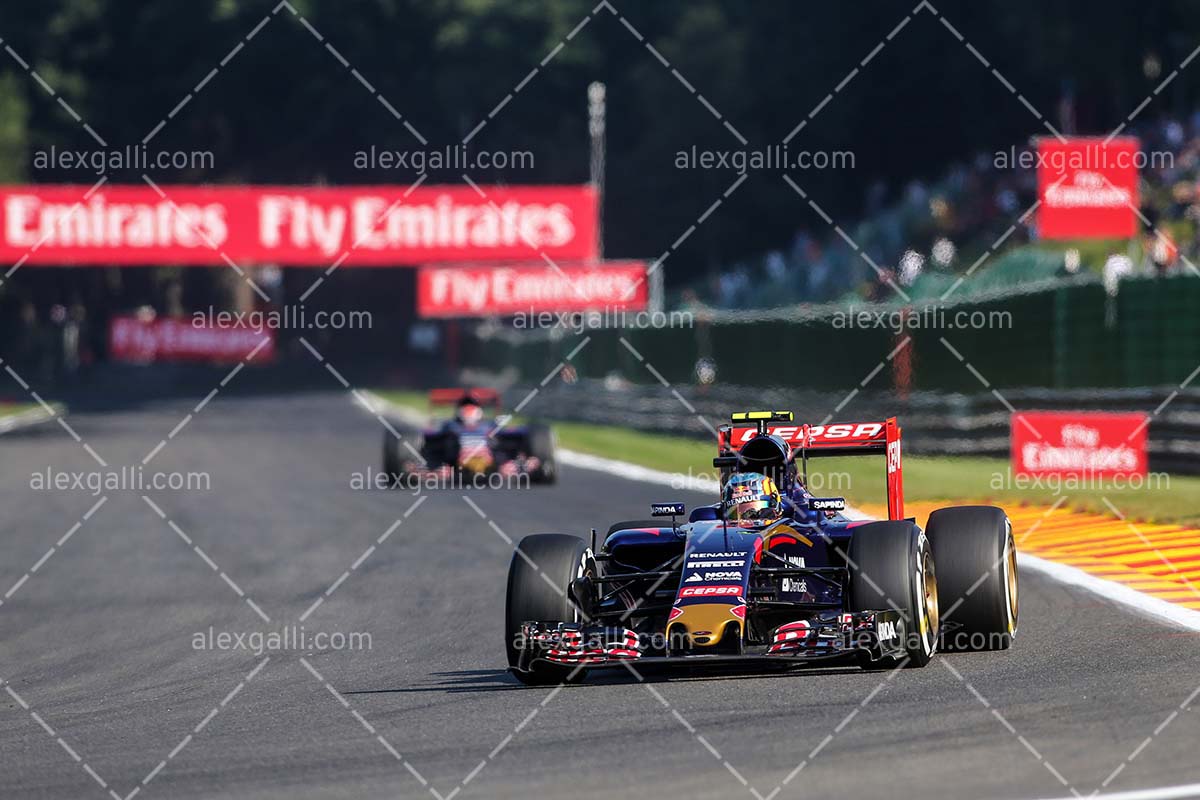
[356,392,1200,634]
[1014,552,1200,633]
[356,390,424,426]
[557,449,719,494]
[0,404,61,434]
[1028,781,1200,800]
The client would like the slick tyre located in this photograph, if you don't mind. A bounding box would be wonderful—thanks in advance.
[847,521,939,669]
[506,534,593,685]
[526,424,557,485]
[926,506,1017,651]
[382,432,405,486]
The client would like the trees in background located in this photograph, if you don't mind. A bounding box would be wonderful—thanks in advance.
[0,0,1196,276]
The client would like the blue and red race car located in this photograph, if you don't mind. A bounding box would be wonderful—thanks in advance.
[506,411,1017,684]
[383,388,557,485]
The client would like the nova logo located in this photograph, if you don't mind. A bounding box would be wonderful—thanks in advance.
[684,573,703,583]
[878,621,898,641]
[703,571,742,581]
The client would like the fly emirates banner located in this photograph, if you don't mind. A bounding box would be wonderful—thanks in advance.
[0,185,598,265]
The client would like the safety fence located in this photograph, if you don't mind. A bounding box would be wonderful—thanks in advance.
[493,379,1200,474]
[463,273,1200,393]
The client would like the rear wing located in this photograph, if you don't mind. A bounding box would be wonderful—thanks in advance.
[717,416,905,520]
[428,388,501,407]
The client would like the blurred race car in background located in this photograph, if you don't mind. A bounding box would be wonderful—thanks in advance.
[505,411,1018,684]
[383,388,557,485]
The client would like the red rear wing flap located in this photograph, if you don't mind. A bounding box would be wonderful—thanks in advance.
[719,417,905,520]
[428,388,501,407]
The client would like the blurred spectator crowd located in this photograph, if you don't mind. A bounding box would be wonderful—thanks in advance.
[683,113,1200,311]
[0,300,94,392]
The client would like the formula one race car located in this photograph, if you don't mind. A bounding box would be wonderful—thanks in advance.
[383,388,557,485]
[505,411,1017,684]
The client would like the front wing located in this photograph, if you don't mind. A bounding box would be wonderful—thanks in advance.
[514,609,908,674]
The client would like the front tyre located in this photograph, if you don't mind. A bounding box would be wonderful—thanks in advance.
[526,424,557,485]
[847,520,939,668]
[505,533,593,685]
[926,506,1017,651]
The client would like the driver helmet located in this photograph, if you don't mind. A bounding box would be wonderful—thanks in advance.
[722,472,783,527]
[456,396,485,427]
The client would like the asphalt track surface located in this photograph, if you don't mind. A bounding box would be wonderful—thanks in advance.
[1,391,1198,800]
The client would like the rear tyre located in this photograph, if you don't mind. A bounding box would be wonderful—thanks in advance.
[847,521,938,669]
[526,424,557,485]
[382,432,404,487]
[505,534,593,685]
[926,506,1017,651]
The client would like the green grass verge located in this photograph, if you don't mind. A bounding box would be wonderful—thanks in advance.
[376,390,429,411]
[0,402,38,419]
[375,390,1200,525]
[376,391,705,474]
[813,455,1200,526]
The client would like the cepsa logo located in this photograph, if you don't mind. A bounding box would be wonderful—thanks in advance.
[734,422,884,444]
[680,586,741,598]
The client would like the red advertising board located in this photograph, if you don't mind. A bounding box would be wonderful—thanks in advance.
[1037,137,1139,239]
[416,261,648,318]
[109,316,275,363]
[1011,411,1148,478]
[0,185,597,265]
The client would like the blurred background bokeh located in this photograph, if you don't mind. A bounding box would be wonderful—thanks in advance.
[3,0,1200,474]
